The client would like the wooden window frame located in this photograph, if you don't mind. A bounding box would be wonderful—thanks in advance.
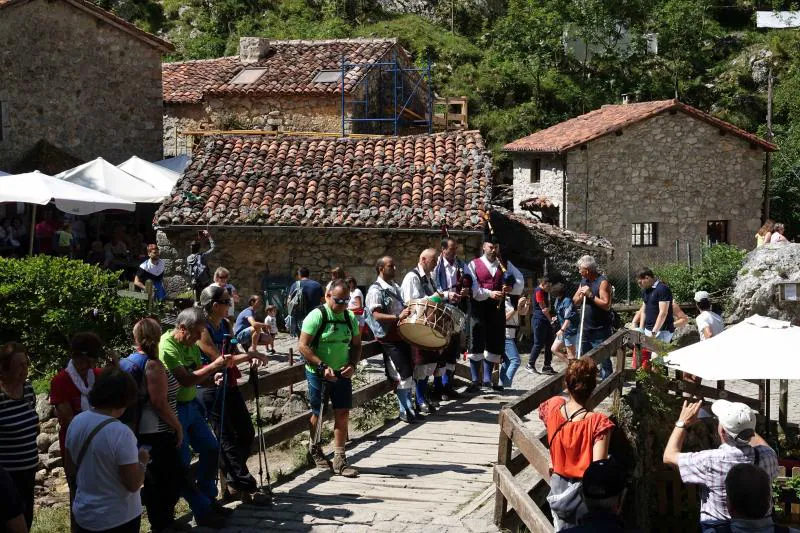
[707,220,729,244]
[531,158,541,183]
[631,222,657,247]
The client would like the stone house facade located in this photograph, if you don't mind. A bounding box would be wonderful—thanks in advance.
[162,38,429,157]
[0,0,172,170]
[505,100,775,274]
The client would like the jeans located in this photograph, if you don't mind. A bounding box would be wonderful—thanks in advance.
[529,317,553,369]
[580,331,613,380]
[139,432,184,532]
[202,385,256,491]
[500,338,521,387]
[177,399,219,518]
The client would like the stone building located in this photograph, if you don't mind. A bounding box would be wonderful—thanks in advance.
[505,99,776,272]
[162,37,430,157]
[154,130,614,298]
[0,0,172,171]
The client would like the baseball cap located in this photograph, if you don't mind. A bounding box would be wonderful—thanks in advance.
[711,399,756,438]
[582,459,626,499]
[694,290,710,302]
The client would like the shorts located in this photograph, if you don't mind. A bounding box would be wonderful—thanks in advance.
[563,334,577,347]
[306,368,352,416]
[235,327,270,348]
[644,329,673,343]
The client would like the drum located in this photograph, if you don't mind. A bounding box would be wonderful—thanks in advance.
[398,298,455,349]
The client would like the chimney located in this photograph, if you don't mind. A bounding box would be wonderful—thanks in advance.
[239,37,272,64]
[621,93,633,105]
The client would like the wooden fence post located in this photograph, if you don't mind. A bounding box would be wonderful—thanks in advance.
[144,280,154,312]
[612,346,625,410]
[494,409,511,528]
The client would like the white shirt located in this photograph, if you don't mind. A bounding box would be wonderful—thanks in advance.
[770,232,789,244]
[365,277,405,315]
[66,411,142,531]
[696,310,724,340]
[438,255,458,294]
[465,255,524,301]
[265,315,278,334]
[505,298,519,339]
[400,265,437,303]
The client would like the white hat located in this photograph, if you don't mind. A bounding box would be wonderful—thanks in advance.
[711,399,756,438]
[694,290,710,302]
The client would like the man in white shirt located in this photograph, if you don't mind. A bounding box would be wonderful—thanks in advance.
[365,256,415,422]
[465,239,524,392]
[694,291,724,341]
[400,248,441,414]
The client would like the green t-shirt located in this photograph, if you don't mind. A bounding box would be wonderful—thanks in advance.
[158,330,203,402]
[301,306,359,372]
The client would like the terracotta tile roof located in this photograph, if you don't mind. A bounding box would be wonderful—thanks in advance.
[155,131,492,231]
[493,207,614,253]
[0,0,173,52]
[163,39,400,104]
[503,99,777,153]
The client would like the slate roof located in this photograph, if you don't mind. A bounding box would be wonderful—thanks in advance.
[0,0,173,52]
[155,131,492,231]
[163,39,400,104]
[503,99,777,153]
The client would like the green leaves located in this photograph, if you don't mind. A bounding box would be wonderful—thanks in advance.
[653,243,746,304]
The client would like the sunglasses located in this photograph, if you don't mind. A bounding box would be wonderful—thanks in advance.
[332,297,350,305]
[216,299,231,305]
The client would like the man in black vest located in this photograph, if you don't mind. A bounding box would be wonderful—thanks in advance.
[572,255,614,379]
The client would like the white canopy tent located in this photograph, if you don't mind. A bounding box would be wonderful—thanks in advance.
[663,315,800,380]
[0,170,9,176]
[56,158,164,203]
[154,155,190,174]
[117,156,180,197]
[0,171,135,253]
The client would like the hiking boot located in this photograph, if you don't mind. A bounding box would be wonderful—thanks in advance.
[332,455,359,478]
[195,512,226,529]
[309,443,331,470]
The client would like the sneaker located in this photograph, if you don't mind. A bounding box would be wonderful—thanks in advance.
[309,443,331,470]
[525,364,540,374]
[480,383,493,393]
[398,411,416,424]
[442,386,463,400]
[196,512,226,529]
[332,455,359,478]
[417,402,435,415]
[465,382,481,394]
[269,348,276,355]
[492,384,505,392]
[541,366,557,375]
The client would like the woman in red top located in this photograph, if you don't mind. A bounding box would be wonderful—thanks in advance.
[49,333,104,459]
[538,358,614,530]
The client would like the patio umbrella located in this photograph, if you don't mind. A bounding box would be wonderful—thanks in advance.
[56,157,163,203]
[153,154,190,174]
[663,315,800,380]
[117,156,180,197]
[0,171,134,254]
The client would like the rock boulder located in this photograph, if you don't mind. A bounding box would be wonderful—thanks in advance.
[36,393,53,421]
[728,243,800,324]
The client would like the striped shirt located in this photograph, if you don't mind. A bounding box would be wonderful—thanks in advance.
[0,382,40,471]
[139,368,179,435]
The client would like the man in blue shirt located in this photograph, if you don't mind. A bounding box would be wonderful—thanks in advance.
[234,294,271,352]
[286,267,324,336]
[632,268,674,343]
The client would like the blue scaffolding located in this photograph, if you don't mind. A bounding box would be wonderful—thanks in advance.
[340,50,433,137]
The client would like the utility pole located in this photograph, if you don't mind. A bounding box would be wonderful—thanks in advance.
[765,66,773,221]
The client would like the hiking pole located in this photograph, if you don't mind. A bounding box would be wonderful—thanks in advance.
[249,365,272,495]
[215,335,231,492]
[577,296,587,359]
[314,377,329,448]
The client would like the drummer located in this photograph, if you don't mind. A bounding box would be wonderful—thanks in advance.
[400,248,442,415]
[364,256,415,423]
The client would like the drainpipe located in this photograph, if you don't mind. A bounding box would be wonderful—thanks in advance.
[561,152,568,228]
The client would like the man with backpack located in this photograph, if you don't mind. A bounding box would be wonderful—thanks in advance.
[286,267,324,337]
[186,230,215,301]
[297,279,361,477]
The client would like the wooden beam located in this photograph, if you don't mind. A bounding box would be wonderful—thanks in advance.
[493,465,555,533]
[494,411,513,527]
[500,409,552,482]
[666,380,760,410]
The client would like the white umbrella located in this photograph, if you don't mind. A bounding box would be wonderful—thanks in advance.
[153,154,190,174]
[663,315,800,380]
[56,157,164,203]
[118,156,180,197]
[0,171,135,254]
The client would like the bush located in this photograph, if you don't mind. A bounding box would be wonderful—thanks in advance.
[652,243,746,303]
[0,256,152,380]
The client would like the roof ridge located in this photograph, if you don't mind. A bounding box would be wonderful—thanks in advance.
[200,130,482,142]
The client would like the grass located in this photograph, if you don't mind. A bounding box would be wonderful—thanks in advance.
[31,500,191,533]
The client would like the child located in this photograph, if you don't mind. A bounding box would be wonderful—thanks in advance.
[54,222,75,257]
[264,305,278,354]
[551,283,578,361]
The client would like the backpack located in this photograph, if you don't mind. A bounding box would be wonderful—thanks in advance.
[363,282,402,339]
[118,351,149,433]
[309,304,357,350]
[285,281,305,335]
[187,253,210,289]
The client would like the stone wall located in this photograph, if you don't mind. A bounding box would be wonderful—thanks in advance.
[156,226,483,297]
[564,112,765,272]
[0,0,164,168]
[512,153,565,224]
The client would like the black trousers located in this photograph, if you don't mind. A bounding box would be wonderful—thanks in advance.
[203,385,256,491]
[530,317,553,368]
[139,431,184,532]
[471,300,505,356]
[8,468,35,529]
[379,340,413,380]
[75,515,141,533]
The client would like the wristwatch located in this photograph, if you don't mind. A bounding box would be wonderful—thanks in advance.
[674,419,686,429]
[317,362,329,376]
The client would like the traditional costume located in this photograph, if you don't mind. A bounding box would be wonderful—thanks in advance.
[465,245,523,388]
[432,253,469,399]
[136,257,167,300]
[400,265,441,413]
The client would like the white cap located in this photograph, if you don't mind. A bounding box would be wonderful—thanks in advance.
[694,290,710,302]
[711,399,756,438]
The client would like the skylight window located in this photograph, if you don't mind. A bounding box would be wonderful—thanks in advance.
[230,68,267,85]
[312,70,343,83]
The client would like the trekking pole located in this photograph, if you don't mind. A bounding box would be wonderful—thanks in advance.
[216,335,232,491]
[577,296,587,358]
[314,378,329,447]
[249,365,271,495]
